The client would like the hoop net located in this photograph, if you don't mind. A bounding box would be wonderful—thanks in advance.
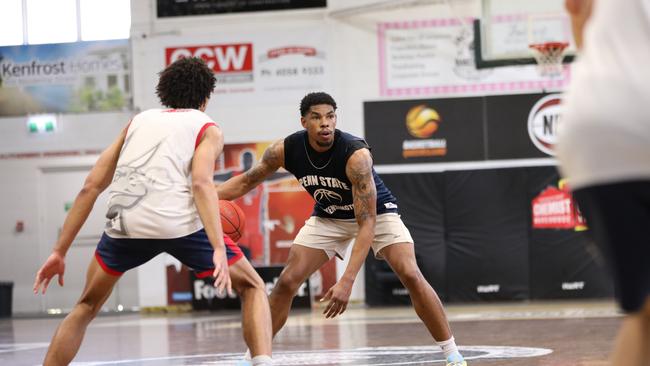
[529,42,569,77]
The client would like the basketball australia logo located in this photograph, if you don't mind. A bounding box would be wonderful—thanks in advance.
[402,105,447,158]
[528,94,563,156]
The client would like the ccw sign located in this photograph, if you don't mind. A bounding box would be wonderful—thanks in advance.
[165,44,253,73]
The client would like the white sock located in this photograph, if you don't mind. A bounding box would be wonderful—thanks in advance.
[244,349,251,360]
[251,355,272,365]
[436,336,460,359]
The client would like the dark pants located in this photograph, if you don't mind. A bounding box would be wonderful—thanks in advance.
[573,181,650,313]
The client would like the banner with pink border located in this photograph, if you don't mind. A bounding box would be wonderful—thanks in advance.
[377,19,570,97]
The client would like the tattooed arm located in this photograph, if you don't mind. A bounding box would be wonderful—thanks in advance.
[216,139,285,200]
[321,148,377,318]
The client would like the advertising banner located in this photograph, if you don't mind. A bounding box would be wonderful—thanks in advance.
[531,185,586,230]
[365,93,564,165]
[0,40,131,117]
[162,27,328,106]
[364,97,485,165]
[485,93,562,159]
[191,266,311,310]
[378,19,569,97]
[157,0,326,17]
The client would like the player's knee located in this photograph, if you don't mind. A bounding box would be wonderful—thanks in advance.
[397,266,424,289]
[243,275,266,294]
[276,271,304,294]
[234,272,266,296]
[76,296,103,318]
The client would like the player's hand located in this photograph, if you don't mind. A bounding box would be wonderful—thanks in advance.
[212,247,233,296]
[565,0,593,49]
[33,252,65,295]
[320,279,353,319]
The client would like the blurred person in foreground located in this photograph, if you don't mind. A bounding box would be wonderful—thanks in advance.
[558,0,650,365]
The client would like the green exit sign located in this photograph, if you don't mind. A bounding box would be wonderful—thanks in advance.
[27,114,57,134]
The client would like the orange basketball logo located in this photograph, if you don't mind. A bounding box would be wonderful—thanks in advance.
[405,105,440,138]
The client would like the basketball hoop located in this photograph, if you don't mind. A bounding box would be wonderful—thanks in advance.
[529,42,569,77]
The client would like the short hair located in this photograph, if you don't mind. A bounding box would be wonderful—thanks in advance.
[300,92,337,116]
[156,57,216,109]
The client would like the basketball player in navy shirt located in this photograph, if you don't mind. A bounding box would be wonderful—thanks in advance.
[217,92,466,366]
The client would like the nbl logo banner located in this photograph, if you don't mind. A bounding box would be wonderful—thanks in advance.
[527,94,562,156]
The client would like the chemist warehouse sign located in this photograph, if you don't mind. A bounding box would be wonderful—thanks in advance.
[163,28,328,105]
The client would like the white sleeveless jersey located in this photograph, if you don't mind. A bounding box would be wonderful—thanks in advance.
[557,0,650,189]
[105,108,217,239]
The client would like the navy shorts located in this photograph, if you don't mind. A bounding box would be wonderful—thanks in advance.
[95,229,244,278]
[573,181,650,313]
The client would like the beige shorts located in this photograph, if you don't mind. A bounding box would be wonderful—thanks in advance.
[293,213,414,260]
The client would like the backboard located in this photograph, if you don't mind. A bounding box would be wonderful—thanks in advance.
[474,0,576,68]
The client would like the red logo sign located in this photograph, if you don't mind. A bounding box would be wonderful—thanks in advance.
[266,46,316,59]
[532,185,586,230]
[165,44,253,73]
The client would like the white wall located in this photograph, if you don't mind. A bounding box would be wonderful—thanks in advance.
[131,2,331,143]
[130,0,480,142]
[0,112,130,154]
[0,112,133,313]
[0,156,96,313]
[0,157,55,314]
[329,1,479,136]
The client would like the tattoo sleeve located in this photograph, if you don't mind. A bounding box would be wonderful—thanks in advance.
[243,139,284,188]
[347,149,377,224]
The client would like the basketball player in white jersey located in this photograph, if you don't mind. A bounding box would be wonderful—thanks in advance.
[32,58,272,366]
[558,1,650,365]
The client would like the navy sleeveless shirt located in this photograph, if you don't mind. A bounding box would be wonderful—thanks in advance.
[284,129,398,219]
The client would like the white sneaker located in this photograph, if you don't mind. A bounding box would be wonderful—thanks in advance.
[446,352,467,366]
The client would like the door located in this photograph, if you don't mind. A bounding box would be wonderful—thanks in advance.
[38,166,139,313]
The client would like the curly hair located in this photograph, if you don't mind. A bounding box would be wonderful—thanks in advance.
[300,92,337,116]
[156,57,216,109]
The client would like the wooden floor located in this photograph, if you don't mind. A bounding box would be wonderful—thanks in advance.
[0,300,621,365]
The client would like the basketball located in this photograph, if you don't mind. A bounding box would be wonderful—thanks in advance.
[219,200,246,242]
[405,105,440,138]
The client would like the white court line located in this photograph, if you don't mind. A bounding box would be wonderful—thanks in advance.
[90,314,241,328]
[95,305,621,332]
[0,342,50,354]
[67,345,553,365]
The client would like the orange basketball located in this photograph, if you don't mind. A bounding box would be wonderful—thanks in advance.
[219,200,246,242]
